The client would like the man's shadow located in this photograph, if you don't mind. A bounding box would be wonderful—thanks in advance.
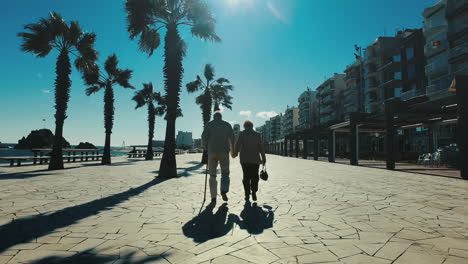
[236,202,274,235]
[182,202,237,243]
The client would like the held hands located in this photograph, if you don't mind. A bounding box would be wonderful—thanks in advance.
[231,152,238,159]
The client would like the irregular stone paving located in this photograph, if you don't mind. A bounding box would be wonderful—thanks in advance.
[0,154,468,264]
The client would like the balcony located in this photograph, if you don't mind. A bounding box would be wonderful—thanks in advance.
[446,0,468,19]
[379,73,402,88]
[449,41,468,61]
[424,39,448,57]
[425,59,449,76]
[448,15,468,37]
[401,89,425,101]
[427,75,450,95]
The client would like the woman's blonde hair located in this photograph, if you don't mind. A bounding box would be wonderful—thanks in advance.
[243,120,254,129]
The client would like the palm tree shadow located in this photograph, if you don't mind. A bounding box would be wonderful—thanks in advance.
[0,177,167,253]
[177,162,205,177]
[237,202,274,235]
[28,248,169,264]
[182,202,237,243]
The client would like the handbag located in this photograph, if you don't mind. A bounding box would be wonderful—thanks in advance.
[260,165,268,181]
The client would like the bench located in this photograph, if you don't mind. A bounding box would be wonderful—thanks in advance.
[127,150,163,158]
[0,156,50,166]
[0,149,104,167]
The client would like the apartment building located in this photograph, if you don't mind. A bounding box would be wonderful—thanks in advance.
[446,0,468,78]
[343,61,362,118]
[364,35,402,114]
[175,131,193,148]
[317,73,346,123]
[270,114,283,141]
[282,107,299,136]
[423,0,451,100]
[400,29,427,101]
[297,88,317,130]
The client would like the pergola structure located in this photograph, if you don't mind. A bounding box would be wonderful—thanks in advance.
[268,76,467,179]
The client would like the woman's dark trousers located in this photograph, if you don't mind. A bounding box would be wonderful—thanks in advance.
[241,163,260,196]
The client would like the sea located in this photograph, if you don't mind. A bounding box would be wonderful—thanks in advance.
[0,144,130,164]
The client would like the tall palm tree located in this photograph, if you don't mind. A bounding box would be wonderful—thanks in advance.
[186,64,233,162]
[132,83,166,160]
[82,54,134,165]
[125,0,220,178]
[18,12,97,170]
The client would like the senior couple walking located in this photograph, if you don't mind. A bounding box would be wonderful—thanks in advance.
[202,111,266,203]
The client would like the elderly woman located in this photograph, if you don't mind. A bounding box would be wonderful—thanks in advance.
[232,120,266,201]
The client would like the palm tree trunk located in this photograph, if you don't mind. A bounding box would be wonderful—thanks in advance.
[49,50,71,170]
[146,103,155,160]
[102,83,114,165]
[214,102,220,111]
[159,24,184,178]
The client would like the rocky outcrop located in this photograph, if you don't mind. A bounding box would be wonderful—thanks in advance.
[75,142,98,149]
[15,129,70,150]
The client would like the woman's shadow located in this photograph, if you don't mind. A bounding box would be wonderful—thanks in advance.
[182,201,275,243]
[182,202,237,243]
[237,202,274,235]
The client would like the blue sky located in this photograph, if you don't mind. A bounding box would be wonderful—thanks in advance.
[0,0,438,146]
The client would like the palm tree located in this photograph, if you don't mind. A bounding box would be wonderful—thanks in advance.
[125,0,220,178]
[82,54,134,165]
[186,64,233,162]
[132,83,166,160]
[18,12,97,170]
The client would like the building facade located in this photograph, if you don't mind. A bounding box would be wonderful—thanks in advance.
[297,88,317,130]
[446,0,468,79]
[282,107,298,137]
[364,36,402,114]
[233,124,240,141]
[317,73,346,124]
[423,0,451,100]
[343,62,362,119]
[175,131,193,148]
[270,114,283,141]
[400,29,427,101]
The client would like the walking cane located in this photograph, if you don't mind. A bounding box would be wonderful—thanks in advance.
[199,147,208,214]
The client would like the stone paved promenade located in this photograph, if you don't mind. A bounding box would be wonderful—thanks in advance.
[1,154,468,264]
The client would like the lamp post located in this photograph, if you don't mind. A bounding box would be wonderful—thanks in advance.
[354,45,365,113]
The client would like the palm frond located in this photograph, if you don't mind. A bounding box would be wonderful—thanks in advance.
[126,0,159,39]
[47,12,68,39]
[216,77,229,84]
[18,20,53,57]
[126,0,165,56]
[204,63,214,81]
[67,21,82,46]
[185,0,221,42]
[132,90,147,109]
[115,69,134,89]
[85,85,102,96]
[75,33,98,74]
[82,64,101,85]
[138,27,161,56]
[186,78,202,93]
[105,54,119,77]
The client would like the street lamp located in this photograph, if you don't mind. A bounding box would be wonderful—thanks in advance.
[354,44,365,113]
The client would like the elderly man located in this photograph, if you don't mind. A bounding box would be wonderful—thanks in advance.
[201,111,235,203]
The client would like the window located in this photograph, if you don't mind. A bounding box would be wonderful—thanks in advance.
[394,72,402,80]
[406,47,414,60]
[407,64,416,79]
[394,88,402,98]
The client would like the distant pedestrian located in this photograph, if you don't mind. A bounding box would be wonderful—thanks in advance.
[232,120,266,202]
[201,111,235,203]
